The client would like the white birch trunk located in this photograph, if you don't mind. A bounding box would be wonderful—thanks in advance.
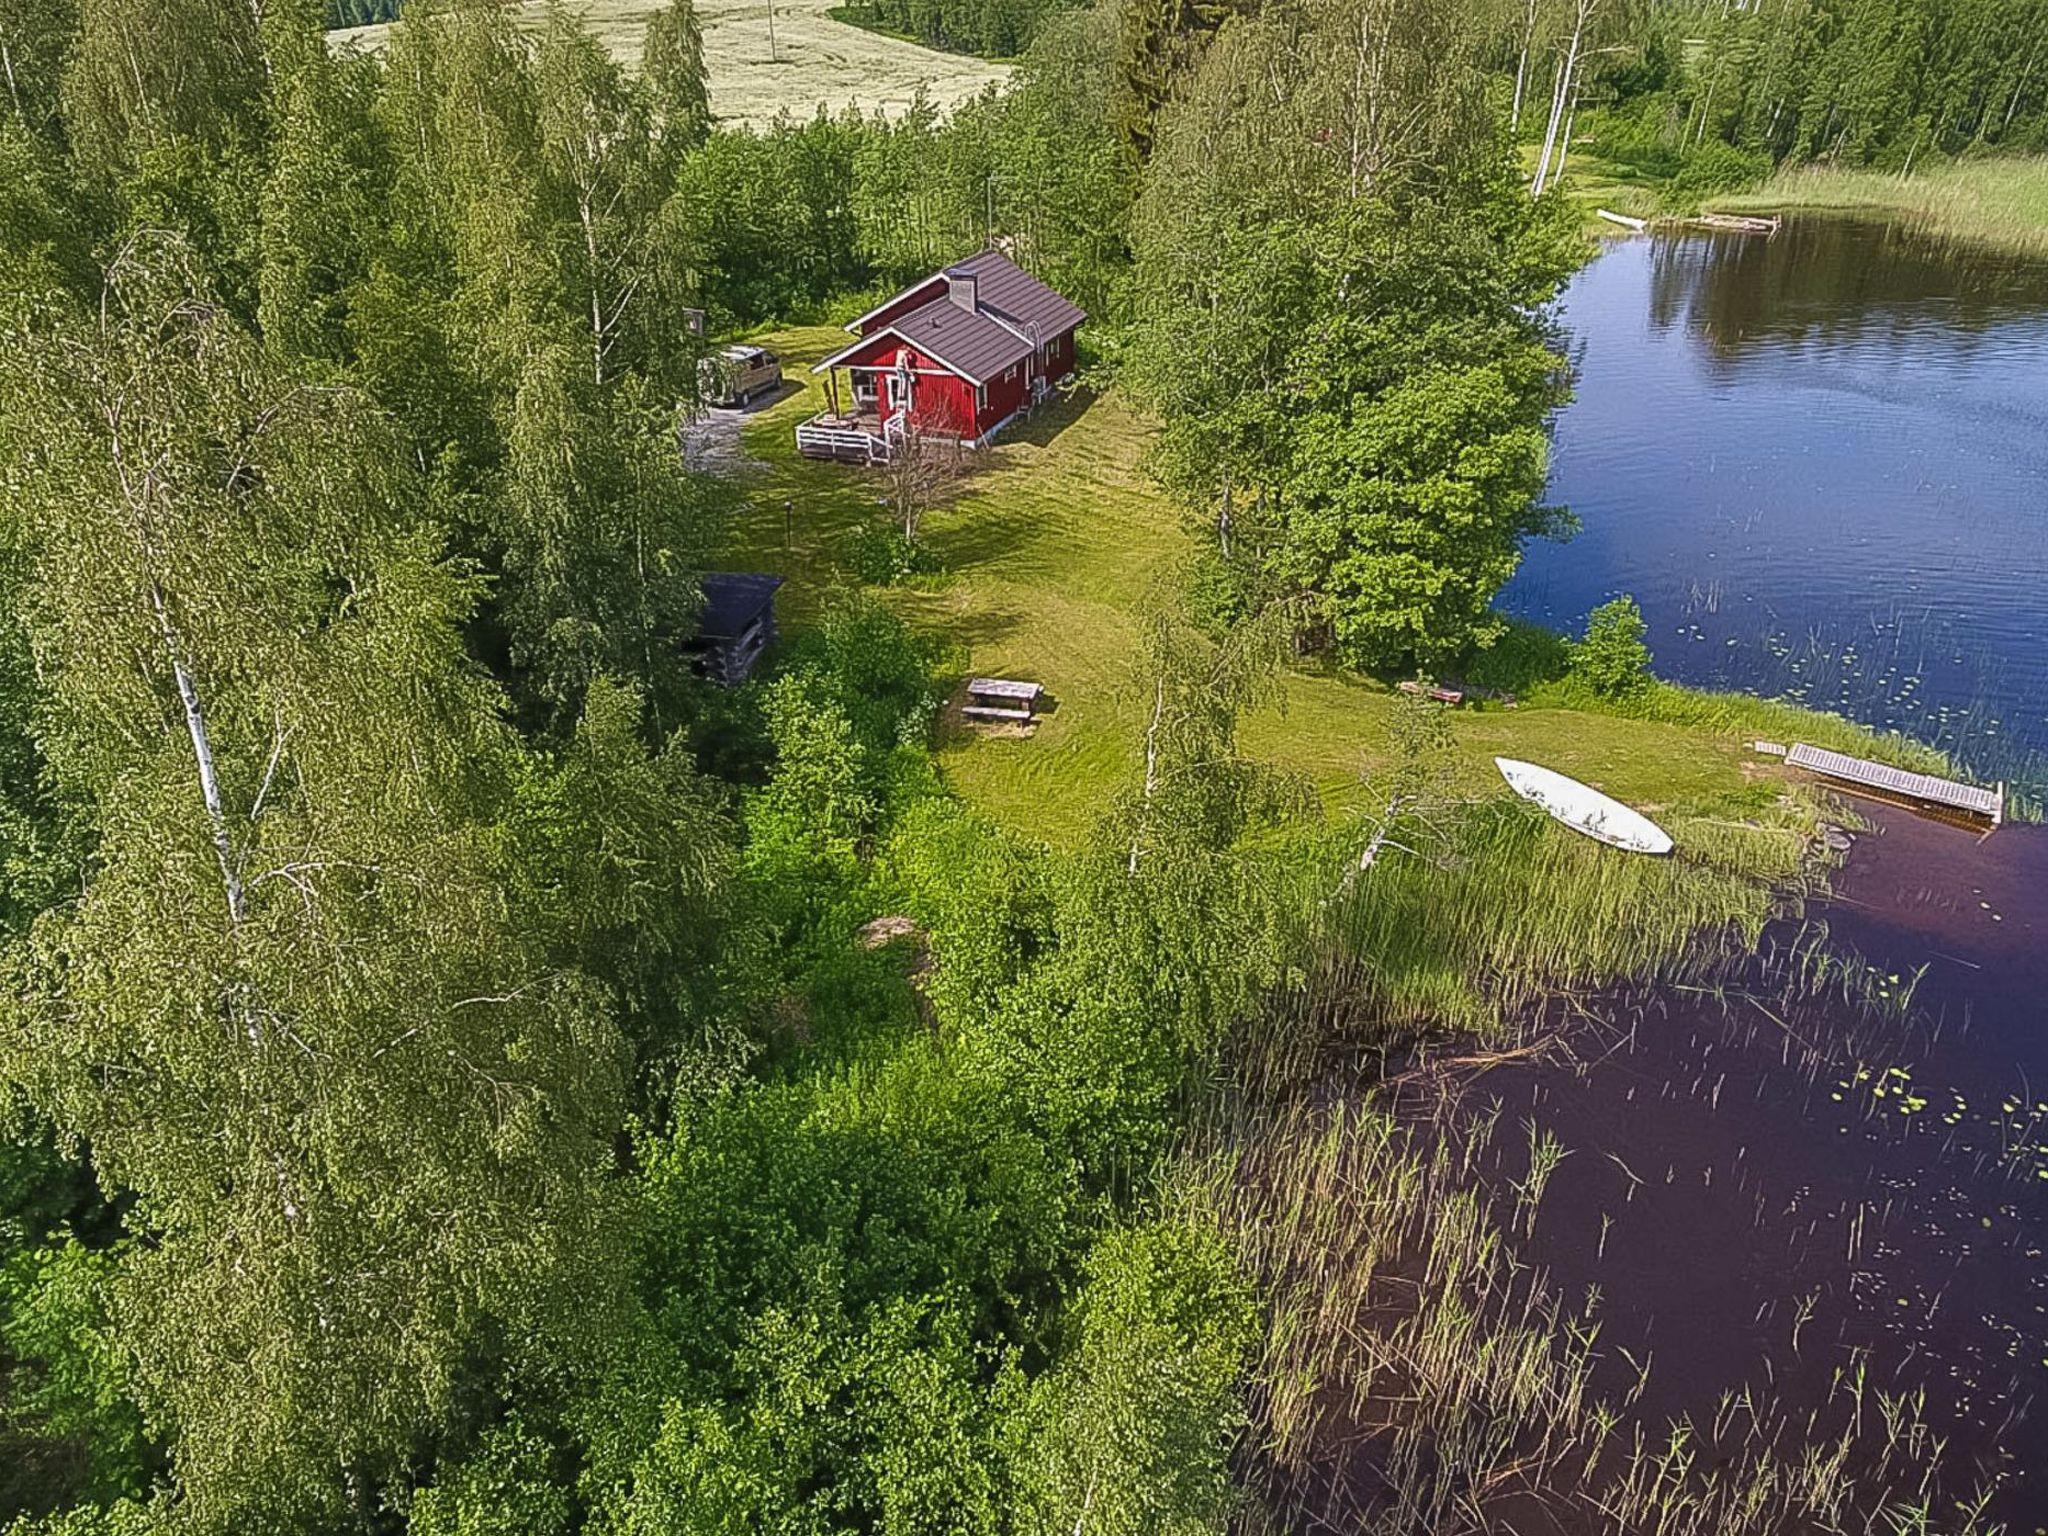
[1532,48,1570,193]
[1128,675,1164,877]
[152,583,247,927]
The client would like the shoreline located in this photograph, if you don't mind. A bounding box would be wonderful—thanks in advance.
[1709,158,2048,261]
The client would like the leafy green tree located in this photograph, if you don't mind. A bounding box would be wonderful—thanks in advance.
[257,39,388,363]
[1571,594,1652,698]
[57,0,265,184]
[0,0,77,141]
[1,1238,152,1509]
[1125,0,1579,669]
[0,236,632,1527]
[497,351,726,725]
[408,1418,573,1536]
[1279,314,1566,668]
[537,12,702,395]
[1010,1214,1255,1536]
[503,674,738,1090]
[642,0,712,155]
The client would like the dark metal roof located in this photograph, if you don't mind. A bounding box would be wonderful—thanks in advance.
[698,573,784,639]
[948,250,1088,344]
[889,300,1030,385]
[825,251,1087,384]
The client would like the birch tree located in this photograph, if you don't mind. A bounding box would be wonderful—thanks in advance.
[1509,0,1548,131]
[0,235,632,1527]
[642,0,711,156]
[1530,0,1601,195]
[537,15,687,392]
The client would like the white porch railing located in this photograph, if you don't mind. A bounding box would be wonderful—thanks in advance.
[795,409,909,464]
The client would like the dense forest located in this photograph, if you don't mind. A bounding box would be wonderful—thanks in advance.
[0,0,2038,1526]
[833,0,1077,57]
[1508,0,2048,193]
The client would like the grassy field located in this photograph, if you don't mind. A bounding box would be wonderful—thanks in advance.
[1712,156,2048,258]
[725,326,1946,848]
[330,0,1011,129]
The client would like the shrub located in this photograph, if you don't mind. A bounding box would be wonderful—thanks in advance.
[1571,596,1653,698]
[1665,141,1773,201]
[848,525,941,587]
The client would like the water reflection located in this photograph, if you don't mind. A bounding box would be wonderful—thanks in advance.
[1648,217,2048,361]
[1505,217,2048,791]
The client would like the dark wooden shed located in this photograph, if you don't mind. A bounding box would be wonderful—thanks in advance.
[690,573,785,685]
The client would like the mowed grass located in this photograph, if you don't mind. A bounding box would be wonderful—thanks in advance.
[1520,142,1670,236]
[727,326,1932,847]
[330,0,1011,130]
[1714,156,2048,258]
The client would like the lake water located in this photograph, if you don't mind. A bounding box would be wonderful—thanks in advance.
[1491,812,2048,1524]
[1474,219,2048,1526]
[1505,218,2048,791]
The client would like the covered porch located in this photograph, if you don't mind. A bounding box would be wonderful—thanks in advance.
[796,354,909,462]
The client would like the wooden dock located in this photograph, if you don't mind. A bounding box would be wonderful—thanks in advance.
[1785,743,2003,828]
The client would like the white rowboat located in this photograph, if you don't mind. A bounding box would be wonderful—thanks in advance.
[1495,758,1675,856]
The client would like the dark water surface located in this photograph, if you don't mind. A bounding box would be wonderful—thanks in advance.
[1505,218,2048,789]
[1491,815,2048,1522]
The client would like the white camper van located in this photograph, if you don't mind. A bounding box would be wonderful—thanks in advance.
[702,345,783,408]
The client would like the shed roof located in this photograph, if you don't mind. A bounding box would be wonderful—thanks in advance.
[698,573,784,639]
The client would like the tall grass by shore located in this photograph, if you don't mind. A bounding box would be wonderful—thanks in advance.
[1715,157,2048,258]
[1191,887,2001,1533]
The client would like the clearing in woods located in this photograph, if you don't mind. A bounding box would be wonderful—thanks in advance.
[329,0,1012,129]
[722,327,1940,848]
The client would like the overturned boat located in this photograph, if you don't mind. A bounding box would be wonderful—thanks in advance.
[1495,757,1675,856]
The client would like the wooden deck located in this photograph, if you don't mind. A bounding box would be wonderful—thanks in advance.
[1785,743,2003,827]
[795,409,904,464]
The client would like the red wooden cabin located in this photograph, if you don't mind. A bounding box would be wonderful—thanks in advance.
[797,251,1085,462]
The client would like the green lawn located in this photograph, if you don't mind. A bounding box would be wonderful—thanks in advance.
[727,326,1934,847]
[1519,142,1673,239]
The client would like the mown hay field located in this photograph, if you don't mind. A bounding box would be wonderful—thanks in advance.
[329,0,1012,129]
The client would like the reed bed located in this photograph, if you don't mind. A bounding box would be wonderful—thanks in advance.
[1306,796,1826,1041]
[1190,779,2007,1532]
[1715,158,2048,260]
[1199,1083,2000,1534]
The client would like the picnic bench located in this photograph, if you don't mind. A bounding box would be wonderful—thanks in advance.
[962,678,1043,724]
[1397,679,1466,706]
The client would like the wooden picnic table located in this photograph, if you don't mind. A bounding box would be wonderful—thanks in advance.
[962,677,1043,723]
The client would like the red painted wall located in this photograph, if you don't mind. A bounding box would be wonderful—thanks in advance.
[977,356,1029,436]
[832,321,1082,443]
[1040,328,1076,380]
[876,345,980,440]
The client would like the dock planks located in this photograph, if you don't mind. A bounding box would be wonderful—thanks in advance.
[1785,743,2003,826]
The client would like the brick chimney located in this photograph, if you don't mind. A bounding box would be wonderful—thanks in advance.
[946,270,978,314]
